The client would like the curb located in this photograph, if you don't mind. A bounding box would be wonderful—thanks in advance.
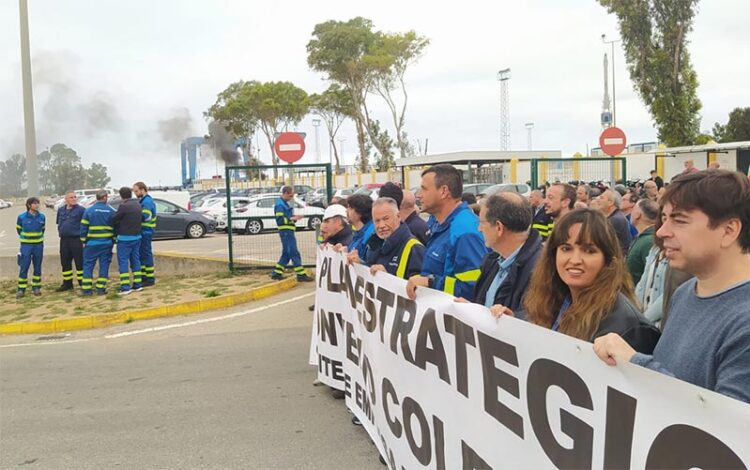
[0,277,298,336]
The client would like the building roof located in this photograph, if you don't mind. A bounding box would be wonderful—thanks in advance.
[395,150,562,167]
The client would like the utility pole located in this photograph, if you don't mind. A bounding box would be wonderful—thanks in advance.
[19,0,38,196]
[312,118,321,164]
[602,34,620,127]
[525,122,534,151]
[497,68,511,151]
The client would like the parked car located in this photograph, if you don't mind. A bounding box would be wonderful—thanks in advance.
[229,194,324,235]
[109,196,216,239]
[462,183,494,196]
[0,199,13,209]
[44,195,61,208]
[480,183,532,199]
[150,190,192,211]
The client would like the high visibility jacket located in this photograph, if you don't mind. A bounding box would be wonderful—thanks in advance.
[81,202,116,246]
[531,206,553,240]
[274,198,296,232]
[139,194,157,236]
[364,222,424,279]
[422,202,487,301]
[16,211,45,244]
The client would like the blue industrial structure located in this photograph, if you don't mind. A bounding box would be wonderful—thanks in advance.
[180,136,253,188]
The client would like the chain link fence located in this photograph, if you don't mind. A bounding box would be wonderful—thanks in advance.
[224,164,332,270]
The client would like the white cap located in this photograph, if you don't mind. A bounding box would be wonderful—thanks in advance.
[323,204,348,221]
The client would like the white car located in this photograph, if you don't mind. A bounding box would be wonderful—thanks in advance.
[229,194,324,235]
[196,196,253,230]
[0,199,12,209]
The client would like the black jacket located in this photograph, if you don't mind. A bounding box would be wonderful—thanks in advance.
[404,211,430,245]
[364,222,424,279]
[594,293,661,354]
[608,210,634,255]
[473,229,542,312]
[325,224,353,247]
[112,198,143,237]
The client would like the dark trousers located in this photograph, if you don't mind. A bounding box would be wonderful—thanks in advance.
[60,237,83,286]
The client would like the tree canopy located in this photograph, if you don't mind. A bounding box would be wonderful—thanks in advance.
[598,0,701,146]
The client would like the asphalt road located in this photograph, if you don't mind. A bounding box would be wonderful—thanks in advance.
[0,206,320,265]
[0,285,382,469]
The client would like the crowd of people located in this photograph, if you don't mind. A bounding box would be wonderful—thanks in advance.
[304,162,750,410]
[15,182,157,298]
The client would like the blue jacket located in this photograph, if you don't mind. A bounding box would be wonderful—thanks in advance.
[274,198,296,232]
[422,202,487,301]
[56,204,85,238]
[16,211,45,244]
[139,194,157,236]
[364,222,425,279]
[349,220,375,261]
[81,202,116,246]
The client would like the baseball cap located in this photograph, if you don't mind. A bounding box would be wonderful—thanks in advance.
[323,204,347,221]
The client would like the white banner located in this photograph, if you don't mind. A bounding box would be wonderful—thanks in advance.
[310,248,750,469]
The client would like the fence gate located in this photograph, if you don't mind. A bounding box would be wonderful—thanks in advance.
[530,157,627,189]
[224,163,332,271]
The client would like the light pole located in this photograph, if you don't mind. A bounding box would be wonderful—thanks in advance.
[602,34,620,127]
[525,122,534,151]
[497,68,511,151]
[337,137,346,167]
[19,0,38,196]
[312,118,321,164]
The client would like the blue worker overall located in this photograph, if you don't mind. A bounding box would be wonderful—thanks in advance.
[16,211,45,292]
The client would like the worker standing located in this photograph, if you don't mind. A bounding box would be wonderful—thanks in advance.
[15,197,45,298]
[112,187,143,295]
[80,190,116,296]
[272,186,313,282]
[133,181,157,287]
[56,191,85,291]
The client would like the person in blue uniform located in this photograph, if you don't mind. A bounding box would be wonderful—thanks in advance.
[272,186,313,282]
[80,190,116,296]
[56,191,85,291]
[133,181,157,287]
[16,197,45,298]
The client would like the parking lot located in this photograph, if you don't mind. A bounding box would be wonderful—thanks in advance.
[0,205,320,266]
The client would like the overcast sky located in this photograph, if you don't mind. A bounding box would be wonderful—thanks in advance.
[0,0,747,187]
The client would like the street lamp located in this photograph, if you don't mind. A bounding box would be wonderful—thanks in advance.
[19,0,38,196]
[525,122,534,151]
[312,118,321,164]
[602,33,621,127]
[337,137,346,167]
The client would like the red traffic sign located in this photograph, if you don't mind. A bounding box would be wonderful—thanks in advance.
[274,132,306,164]
[599,126,627,156]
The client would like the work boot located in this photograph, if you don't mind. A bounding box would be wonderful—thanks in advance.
[351,416,362,426]
[331,389,345,399]
[296,274,314,282]
[32,287,42,297]
[118,289,131,296]
[56,282,73,292]
[96,289,107,296]
[270,272,284,280]
[80,290,93,297]
[16,289,25,299]
[308,304,315,311]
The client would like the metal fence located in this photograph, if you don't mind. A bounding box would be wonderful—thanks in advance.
[225,164,332,271]
[530,157,626,188]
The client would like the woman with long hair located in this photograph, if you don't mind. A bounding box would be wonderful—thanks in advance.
[521,208,660,353]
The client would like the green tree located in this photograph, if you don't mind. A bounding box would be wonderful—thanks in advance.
[598,0,702,146]
[48,143,87,194]
[723,107,750,142]
[207,80,309,169]
[370,120,395,171]
[86,162,111,188]
[0,154,26,197]
[309,84,354,173]
[368,31,429,159]
[307,17,379,171]
[711,122,727,142]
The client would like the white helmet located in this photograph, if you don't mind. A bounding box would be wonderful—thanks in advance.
[323,204,347,221]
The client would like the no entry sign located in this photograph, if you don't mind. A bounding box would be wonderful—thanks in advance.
[599,127,627,156]
[274,132,306,164]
